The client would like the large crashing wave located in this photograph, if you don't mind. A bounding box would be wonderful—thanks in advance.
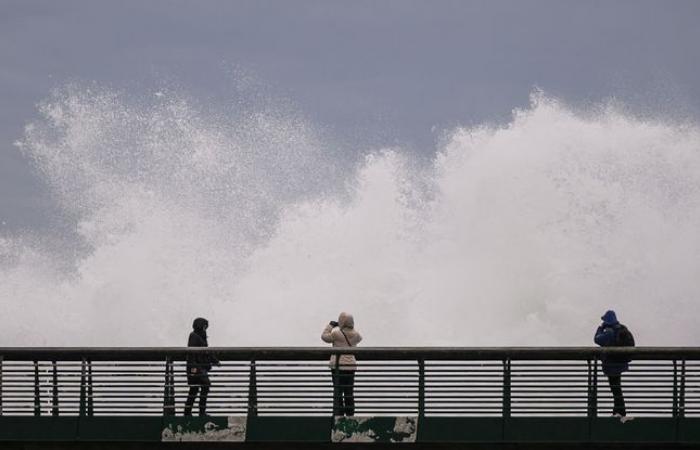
[2,87,700,346]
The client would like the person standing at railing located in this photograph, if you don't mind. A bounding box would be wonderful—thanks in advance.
[594,310,635,422]
[184,317,220,416]
[322,312,362,416]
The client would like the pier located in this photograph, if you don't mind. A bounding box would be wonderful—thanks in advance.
[0,347,699,448]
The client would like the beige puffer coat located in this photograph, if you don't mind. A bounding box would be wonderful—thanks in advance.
[321,312,362,371]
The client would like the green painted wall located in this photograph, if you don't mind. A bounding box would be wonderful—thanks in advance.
[1,416,699,444]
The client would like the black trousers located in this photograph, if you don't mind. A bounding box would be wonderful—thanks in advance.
[607,374,626,416]
[331,369,355,416]
[184,373,210,416]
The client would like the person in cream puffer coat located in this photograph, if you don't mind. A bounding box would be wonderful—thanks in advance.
[321,312,362,415]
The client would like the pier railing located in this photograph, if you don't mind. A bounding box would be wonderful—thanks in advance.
[0,347,698,417]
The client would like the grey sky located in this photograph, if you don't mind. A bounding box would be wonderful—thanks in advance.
[2,0,700,232]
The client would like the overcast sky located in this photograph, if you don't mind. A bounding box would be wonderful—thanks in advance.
[2,0,700,232]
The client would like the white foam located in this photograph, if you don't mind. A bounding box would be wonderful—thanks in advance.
[3,89,699,346]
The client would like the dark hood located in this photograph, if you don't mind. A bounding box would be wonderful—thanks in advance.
[601,310,619,326]
[192,317,209,340]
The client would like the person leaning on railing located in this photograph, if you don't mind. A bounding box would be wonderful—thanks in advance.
[594,310,635,422]
[184,317,220,416]
[322,312,362,416]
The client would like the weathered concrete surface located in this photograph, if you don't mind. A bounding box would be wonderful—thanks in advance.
[162,416,246,442]
[332,417,418,443]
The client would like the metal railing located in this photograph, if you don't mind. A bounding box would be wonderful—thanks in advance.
[0,348,698,417]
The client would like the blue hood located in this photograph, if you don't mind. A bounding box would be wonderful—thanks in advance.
[601,310,618,325]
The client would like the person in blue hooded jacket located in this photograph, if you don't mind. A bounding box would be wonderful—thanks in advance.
[594,310,635,418]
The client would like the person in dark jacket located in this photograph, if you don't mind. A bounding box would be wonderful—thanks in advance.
[594,310,635,420]
[184,317,219,416]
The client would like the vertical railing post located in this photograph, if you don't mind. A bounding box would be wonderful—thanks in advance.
[33,360,41,417]
[592,359,598,417]
[587,359,598,418]
[248,360,258,417]
[0,355,3,416]
[87,359,93,416]
[79,358,87,417]
[163,357,175,416]
[169,357,177,415]
[673,360,679,418]
[502,358,511,419]
[418,358,425,419]
[587,359,592,417]
[679,360,686,418]
[52,361,59,416]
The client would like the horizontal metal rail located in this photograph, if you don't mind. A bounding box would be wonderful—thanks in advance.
[2,347,700,360]
[0,348,698,417]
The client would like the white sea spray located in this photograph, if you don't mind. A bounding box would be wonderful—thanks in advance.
[2,88,699,346]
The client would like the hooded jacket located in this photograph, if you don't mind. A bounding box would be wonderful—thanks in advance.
[594,310,632,375]
[321,312,362,371]
[187,317,219,375]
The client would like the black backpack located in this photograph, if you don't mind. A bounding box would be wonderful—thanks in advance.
[616,324,635,347]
